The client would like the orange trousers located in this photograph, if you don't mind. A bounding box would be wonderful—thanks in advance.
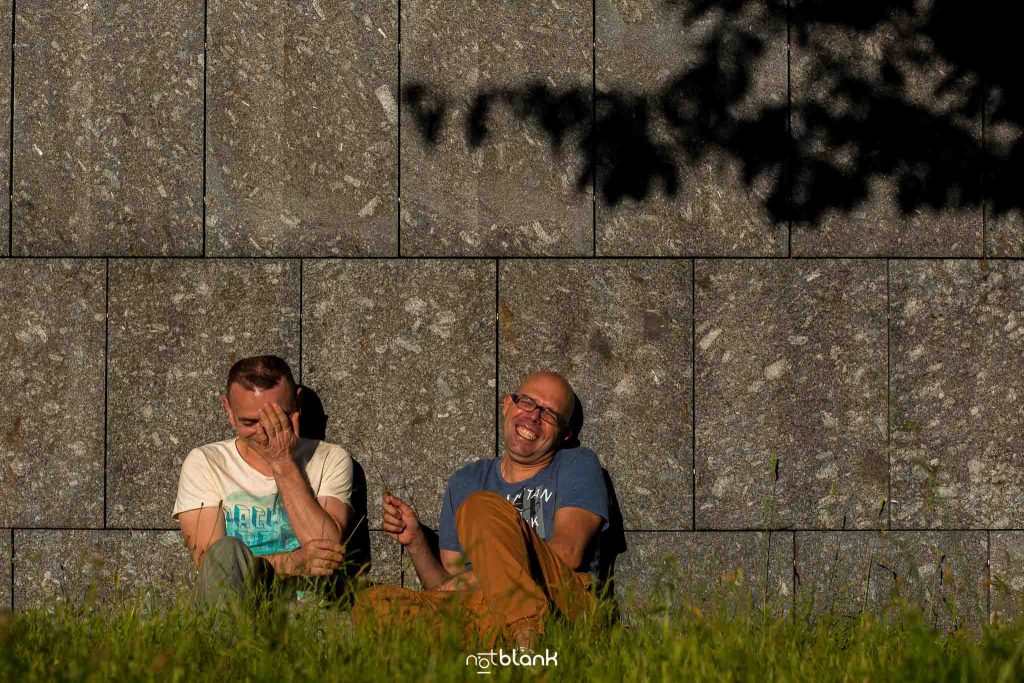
[353,490,594,644]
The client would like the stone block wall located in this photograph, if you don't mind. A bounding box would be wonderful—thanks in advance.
[0,1,1022,626]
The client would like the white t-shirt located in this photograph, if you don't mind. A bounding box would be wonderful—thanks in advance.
[172,438,354,556]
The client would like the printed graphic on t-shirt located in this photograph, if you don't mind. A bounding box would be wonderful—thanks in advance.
[222,491,299,556]
[508,486,553,538]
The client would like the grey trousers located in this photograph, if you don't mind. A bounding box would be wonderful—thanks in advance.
[194,536,273,607]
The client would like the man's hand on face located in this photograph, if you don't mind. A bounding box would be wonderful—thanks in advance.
[382,494,423,548]
[248,402,300,468]
[288,539,345,576]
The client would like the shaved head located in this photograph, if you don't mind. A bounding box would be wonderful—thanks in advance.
[516,371,576,423]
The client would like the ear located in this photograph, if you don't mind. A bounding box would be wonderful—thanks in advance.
[295,384,303,405]
[501,394,513,416]
[220,395,235,426]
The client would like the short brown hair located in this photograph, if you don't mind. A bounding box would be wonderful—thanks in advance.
[226,355,296,395]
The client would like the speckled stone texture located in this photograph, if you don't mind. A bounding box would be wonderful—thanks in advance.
[106,260,301,528]
[789,2,982,256]
[595,0,787,256]
[614,531,792,615]
[207,0,397,256]
[0,0,11,256]
[794,531,988,630]
[0,260,105,528]
[986,108,1024,256]
[399,0,592,256]
[13,1,203,256]
[302,260,495,529]
[13,530,191,611]
[990,532,1024,624]
[1,530,10,610]
[695,260,888,529]
[369,531,400,586]
[499,260,692,530]
[890,261,1024,528]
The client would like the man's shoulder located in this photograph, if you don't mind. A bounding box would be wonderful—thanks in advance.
[183,439,236,468]
[448,457,496,488]
[301,438,352,461]
[554,446,601,469]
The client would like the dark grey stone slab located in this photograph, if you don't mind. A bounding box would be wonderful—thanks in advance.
[13,1,203,256]
[794,531,988,630]
[790,3,982,256]
[695,260,888,529]
[0,0,10,256]
[595,0,787,256]
[0,260,105,527]
[499,259,692,530]
[1,530,10,610]
[207,1,397,256]
[369,530,400,587]
[986,108,1024,256]
[890,261,1024,528]
[990,532,1024,625]
[13,530,192,611]
[302,260,495,529]
[614,531,792,616]
[107,260,301,528]
[399,0,593,256]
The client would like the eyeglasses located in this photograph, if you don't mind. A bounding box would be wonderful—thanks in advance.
[510,394,565,427]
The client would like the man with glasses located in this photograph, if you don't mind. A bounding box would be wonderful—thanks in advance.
[354,371,608,647]
[173,355,354,605]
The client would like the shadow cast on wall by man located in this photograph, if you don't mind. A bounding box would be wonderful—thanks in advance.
[298,385,372,594]
[564,395,628,606]
[402,0,1022,230]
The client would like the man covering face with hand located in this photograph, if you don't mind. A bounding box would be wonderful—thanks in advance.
[173,355,354,605]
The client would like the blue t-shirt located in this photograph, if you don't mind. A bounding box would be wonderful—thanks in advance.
[437,447,609,575]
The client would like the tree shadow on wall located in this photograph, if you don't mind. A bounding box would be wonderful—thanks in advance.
[402,0,1021,229]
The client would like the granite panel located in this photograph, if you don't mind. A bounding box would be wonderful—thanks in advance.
[794,531,988,630]
[368,530,400,587]
[106,260,301,528]
[302,260,495,529]
[990,532,1024,624]
[0,0,11,256]
[399,0,593,256]
[890,261,1024,528]
[207,0,398,256]
[614,531,792,616]
[13,1,203,256]
[499,259,692,530]
[1,530,10,610]
[595,0,787,256]
[0,260,105,527]
[986,105,1024,256]
[695,260,888,529]
[790,2,982,256]
[13,530,192,611]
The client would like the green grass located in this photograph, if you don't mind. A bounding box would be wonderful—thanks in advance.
[3,579,1024,682]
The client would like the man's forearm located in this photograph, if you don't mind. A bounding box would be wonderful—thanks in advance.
[271,459,342,545]
[406,536,451,590]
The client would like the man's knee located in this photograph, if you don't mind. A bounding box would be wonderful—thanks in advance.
[456,491,516,523]
[455,491,520,541]
[202,535,251,566]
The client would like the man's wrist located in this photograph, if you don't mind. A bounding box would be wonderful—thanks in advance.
[405,531,431,556]
[269,455,299,477]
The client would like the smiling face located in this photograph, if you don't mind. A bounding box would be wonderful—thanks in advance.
[501,371,576,466]
[221,378,299,447]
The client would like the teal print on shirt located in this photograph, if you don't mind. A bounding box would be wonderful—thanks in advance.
[222,492,300,556]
